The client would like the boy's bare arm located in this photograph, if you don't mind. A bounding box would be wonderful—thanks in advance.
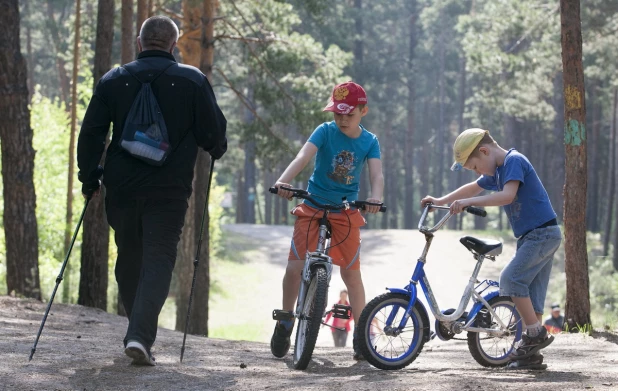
[421,182,484,207]
[366,158,384,214]
[449,180,519,214]
[274,142,318,199]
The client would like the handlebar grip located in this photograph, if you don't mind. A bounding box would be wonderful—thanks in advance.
[465,206,487,217]
[379,205,387,213]
[269,187,278,194]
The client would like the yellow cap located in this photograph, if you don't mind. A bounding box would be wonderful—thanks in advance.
[451,128,489,171]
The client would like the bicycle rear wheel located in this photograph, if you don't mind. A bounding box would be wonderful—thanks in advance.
[467,296,523,367]
[293,266,328,370]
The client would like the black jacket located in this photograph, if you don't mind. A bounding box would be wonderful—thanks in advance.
[77,50,227,200]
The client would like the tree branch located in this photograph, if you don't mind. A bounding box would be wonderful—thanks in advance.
[221,18,296,104]
[214,67,295,155]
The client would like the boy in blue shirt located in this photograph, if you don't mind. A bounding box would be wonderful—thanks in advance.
[271,81,384,360]
[422,128,562,370]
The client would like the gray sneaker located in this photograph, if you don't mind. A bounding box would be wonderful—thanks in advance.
[125,340,156,366]
[510,327,554,360]
[506,352,547,370]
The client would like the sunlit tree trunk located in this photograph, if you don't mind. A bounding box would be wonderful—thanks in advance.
[175,0,217,336]
[560,0,591,330]
[0,0,40,300]
[78,0,113,310]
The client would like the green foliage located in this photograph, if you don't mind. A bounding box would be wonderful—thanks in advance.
[30,92,84,303]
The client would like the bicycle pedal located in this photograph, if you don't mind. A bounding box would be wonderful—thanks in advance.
[272,309,294,321]
[332,304,352,319]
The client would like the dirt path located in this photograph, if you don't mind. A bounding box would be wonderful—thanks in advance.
[1,296,617,391]
[1,224,617,390]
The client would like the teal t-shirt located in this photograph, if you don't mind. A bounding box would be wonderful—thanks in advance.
[305,121,381,206]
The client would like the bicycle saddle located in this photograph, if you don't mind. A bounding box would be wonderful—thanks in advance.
[459,236,502,256]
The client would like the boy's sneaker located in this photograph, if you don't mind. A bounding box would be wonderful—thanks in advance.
[125,340,156,366]
[510,327,554,360]
[506,352,547,370]
[270,321,293,358]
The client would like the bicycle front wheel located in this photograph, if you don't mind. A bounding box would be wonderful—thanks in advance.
[358,292,426,370]
[293,266,328,370]
[467,296,523,367]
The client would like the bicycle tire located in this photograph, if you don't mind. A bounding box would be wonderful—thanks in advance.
[292,266,328,370]
[467,296,523,367]
[358,292,426,370]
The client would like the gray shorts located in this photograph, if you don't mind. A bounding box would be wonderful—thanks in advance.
[499,225,562,314]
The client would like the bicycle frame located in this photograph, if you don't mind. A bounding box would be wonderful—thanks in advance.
[294,210,334,320]
[388,205,510,337]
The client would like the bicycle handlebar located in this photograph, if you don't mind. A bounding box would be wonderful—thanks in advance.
[269,186,387,213]
[419,203,487,233]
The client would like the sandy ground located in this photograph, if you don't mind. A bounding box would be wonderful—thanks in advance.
[1,223,617,390]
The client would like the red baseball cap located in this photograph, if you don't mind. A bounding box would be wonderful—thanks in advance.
[323,81,368,115]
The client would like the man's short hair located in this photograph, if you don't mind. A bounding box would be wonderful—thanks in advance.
[139,16,179,51]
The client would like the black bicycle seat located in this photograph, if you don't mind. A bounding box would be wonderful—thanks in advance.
[459,236,502,256]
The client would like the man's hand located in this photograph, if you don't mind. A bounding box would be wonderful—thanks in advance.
[364,198,382,214]
[82,180,101,199]
[81,165,104,199]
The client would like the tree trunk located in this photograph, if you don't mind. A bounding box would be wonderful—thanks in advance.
[587,83,601,232]
[78,0,114,310]
[602,89,617,256]
[121,0,135,65]
[0,0,41,300]
[551,73,566,220]
[560,0,591,330]
[241,81,256,224]
[264,167,273,225]
[174,0,217,336]
[136,0,148,36]
[610,91,618,271]
[24,0,34,101]
[404,1,417,230]
[62,0,81,304]
[45,1,71,109]
[449,55,467,230]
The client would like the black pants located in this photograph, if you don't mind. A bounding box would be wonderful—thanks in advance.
[106,197,188,351]
[333,329,348,347]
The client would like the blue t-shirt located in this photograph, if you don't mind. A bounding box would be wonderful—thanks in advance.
[305,121,380,206]
[476,149,556,238]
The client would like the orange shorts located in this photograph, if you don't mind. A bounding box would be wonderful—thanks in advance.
[288,203,366,270]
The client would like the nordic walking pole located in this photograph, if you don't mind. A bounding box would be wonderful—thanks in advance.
[29,197,91,361]
[180,157,216,363]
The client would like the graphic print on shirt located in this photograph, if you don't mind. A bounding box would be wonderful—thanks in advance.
[328,150,356,184]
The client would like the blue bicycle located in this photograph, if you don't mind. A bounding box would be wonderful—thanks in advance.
[356,204,523,369]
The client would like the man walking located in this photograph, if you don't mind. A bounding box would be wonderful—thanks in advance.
[77,15,227,366]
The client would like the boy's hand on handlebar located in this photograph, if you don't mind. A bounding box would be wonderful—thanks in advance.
[273,182,294,200]
[450,199,471,214]
[421,195,442,210]
[364,198,383,214]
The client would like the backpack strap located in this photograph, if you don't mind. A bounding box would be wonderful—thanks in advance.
[122,61,176,84]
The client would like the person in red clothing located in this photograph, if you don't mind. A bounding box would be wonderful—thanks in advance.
[324,290,353,347]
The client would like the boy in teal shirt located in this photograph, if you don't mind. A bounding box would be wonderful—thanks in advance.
[271,81,384,360]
